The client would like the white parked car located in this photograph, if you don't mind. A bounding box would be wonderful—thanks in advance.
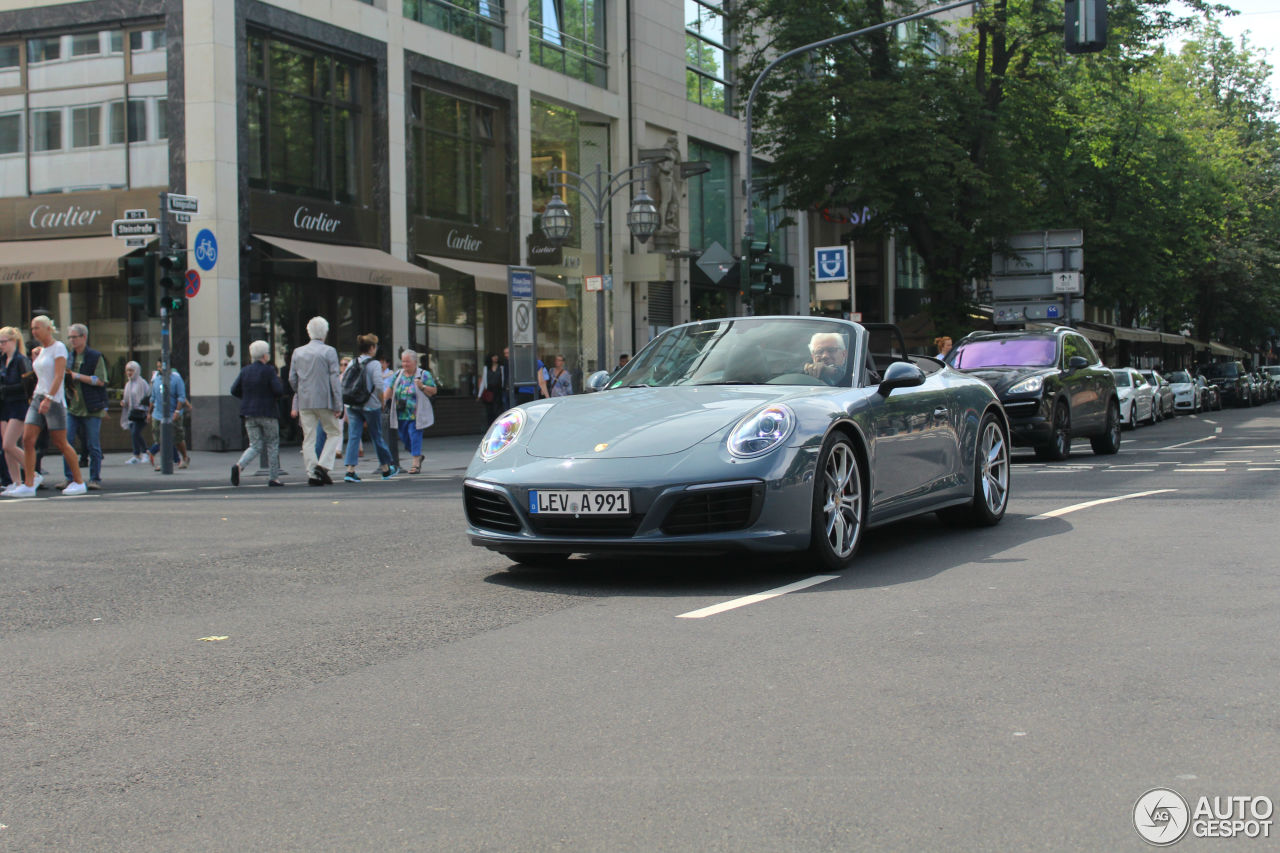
[1165,369,1202,413]
[1112,368,1156,428]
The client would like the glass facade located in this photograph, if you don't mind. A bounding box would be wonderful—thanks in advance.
[244,33,371,206]
[687,140,733,252]
[404,0,505,52]
[410,84,502,224]
[530,0,607,87]
[0,27,168,196]
[685,0,730,112]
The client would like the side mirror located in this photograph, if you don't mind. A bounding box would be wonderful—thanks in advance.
[1067,356,1089,372]
[585,370,611,393]
[877,361,926,397]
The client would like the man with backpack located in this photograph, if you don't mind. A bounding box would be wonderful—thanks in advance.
[288,316,343,486]
[341,333,396,482]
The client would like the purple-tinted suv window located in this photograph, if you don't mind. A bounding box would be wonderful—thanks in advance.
[951,337,1057,368]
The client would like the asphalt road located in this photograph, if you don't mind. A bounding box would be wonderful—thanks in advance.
[3,406,1278,851]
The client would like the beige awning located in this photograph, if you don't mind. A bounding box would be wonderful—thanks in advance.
[256,234,439,290]
[1105,325,1162,343]
[1159,332,1187,345]
[1209,341,1236,356]
[1040,322,1115,346]
[418,255,567,298]
[0,236,138,281]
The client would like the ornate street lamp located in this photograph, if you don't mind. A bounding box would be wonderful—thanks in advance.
[540,163,655,371]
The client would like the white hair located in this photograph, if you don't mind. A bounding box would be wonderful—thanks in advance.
[809,331,846,352]
[31,314,56,334]
[400,350,420,366]
[249,340,270,360]
[306,316,329,341]
[69,323,88,339]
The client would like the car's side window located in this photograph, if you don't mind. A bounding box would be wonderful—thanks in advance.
[1071,335,1099,364]
[1060,334,1080,366]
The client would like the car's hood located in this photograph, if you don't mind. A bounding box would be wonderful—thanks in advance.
[523,385,821,459]
[956,366,1055,396]
[1169,382,1193,393]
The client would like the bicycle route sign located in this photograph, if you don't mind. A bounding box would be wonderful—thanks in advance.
[193,228,218,271]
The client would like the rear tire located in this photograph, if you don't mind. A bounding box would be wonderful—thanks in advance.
[1090,400,1122,455]
[807,432,865,571]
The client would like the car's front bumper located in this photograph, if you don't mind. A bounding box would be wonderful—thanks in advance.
[464,445,819,558]
[998,397,1050,447]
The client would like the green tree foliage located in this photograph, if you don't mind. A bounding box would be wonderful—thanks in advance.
[732,0,1279,345]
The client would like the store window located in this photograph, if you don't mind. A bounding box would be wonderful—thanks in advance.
[530,0,606,87]
[531,99,583,247]
[409,84,504,225]
[0,26,168,198]
[687,141,733,251]
[686,0,731,112]
[404,0,505,52]
[244,32,372,206]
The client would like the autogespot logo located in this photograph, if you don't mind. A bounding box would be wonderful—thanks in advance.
[1135,788,1190,846]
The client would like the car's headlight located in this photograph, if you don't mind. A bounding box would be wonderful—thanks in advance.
[479,409,526,461]
[728,404,795,458]
[1008,375,1044,394]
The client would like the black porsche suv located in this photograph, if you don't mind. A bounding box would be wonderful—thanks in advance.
[950,327,1121,460]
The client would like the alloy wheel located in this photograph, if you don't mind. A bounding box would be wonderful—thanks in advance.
[979,419,1009,517]
[822,441,862,560]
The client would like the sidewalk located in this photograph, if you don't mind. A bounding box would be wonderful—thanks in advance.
[33,433,484,491]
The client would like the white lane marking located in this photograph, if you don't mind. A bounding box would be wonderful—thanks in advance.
[1159,436,1216,450]
[1175,468,1225,472]
[109,491,148,496]
[677,575,840,619]
[1215,427,1224,434]
[1029,489,1176,520]
[154,488,195,493]
[1248,467,1280,471]
[1202,419,1217,424]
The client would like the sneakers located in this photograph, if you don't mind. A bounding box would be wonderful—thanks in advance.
[268,480,284,487]
[381,466,397,480]
[230,464,240,487]
[7,484,35,498]
[62,481,87,496]
[1,483,18,496]
[344,472,361,483]
[32,472,44,490]
[315,467,333,485]
[178,457,190,469]
[87,481,101,491]
[308,476,324,486]
[126,456,142,465]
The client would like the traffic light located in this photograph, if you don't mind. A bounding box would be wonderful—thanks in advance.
[747,240,772,293]
[156,249,187,314]
[1065,0,1107,54]
[126,254,154,313]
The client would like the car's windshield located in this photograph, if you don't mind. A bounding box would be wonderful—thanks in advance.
[1203,363,1239,378]
[1111,370,1131,387]
[607,318,857,388]
[1166,370,1191,383]
[950,337,1057,368]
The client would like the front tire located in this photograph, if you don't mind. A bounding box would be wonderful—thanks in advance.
[1035,402,1071,461]
[807,432,865,571]
[1090,399,1122,455]
[940,411,1009,526]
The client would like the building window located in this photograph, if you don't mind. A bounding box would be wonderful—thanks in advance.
[244,33,371,206]
[686,0,731,112]
[531,100,584,248]
[409,84,504,225]
[31,110,61,151]
[687,141,733,251]
[71,105,101,148]
[0,114,20,154]
[530,0,606,87]
[0,26,167,197]
[404,0,505,52]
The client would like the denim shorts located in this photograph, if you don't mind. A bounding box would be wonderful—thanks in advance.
[25,394,67,431]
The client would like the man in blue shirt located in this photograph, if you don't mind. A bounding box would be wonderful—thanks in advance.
[149,362,190,468]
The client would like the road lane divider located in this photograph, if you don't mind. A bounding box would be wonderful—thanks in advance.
[1159,436,1216,450]
[677,575,840,619]
[1029,489,1176,520]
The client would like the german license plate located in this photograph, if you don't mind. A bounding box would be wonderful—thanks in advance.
[529,489,630,515]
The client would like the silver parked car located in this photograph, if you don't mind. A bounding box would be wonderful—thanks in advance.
[1165,369,1202,414]
[465,317,1011,570]
[1139,369,1175,420]
[1112,367,1156,427]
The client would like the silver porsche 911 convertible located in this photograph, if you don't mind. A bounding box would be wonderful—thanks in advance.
[464,316,1010,570]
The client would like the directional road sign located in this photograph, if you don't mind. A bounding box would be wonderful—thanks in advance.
[112,218,158,238]
[167,193,199,214]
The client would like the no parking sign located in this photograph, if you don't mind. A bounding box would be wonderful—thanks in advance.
[185,268,201,298]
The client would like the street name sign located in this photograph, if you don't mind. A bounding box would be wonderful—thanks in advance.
[112,218,158,238]
[167,193,199,214]
[124,209,149,220]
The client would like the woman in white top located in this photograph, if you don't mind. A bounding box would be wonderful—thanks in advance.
[7,316,85,497]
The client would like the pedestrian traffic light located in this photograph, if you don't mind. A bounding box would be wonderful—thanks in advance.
[1065,0,1107,54]
[157,250,187,314]
[126,254,154,313]
[747,240,772,293]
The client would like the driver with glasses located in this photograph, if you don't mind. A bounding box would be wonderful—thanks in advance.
[804,332,848,385]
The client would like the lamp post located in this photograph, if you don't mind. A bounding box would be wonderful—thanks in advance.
[541,163,660,371]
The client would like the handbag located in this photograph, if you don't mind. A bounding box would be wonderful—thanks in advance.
[480,389,495,404]
[21,370,37,400]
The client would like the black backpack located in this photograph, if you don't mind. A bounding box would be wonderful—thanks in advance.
[341,357,372,407]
